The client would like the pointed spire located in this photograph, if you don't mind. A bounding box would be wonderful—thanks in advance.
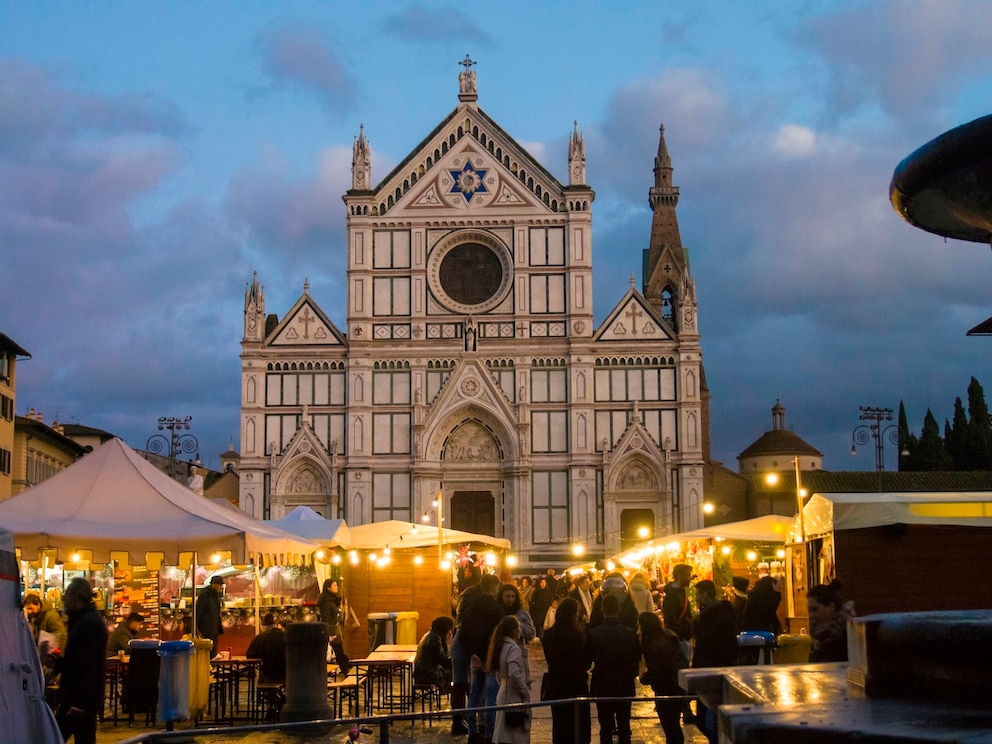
[245,271,264,312]
[352,124,371,190]
[643,123,693,335]
[650,124,678,208]
[568,120,586,185]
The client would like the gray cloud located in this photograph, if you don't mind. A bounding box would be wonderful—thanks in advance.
[381,3,493,45]
[795,1,992,131]
[253,22,357,116]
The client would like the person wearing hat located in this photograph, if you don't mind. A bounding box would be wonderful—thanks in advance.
[196,575,225,657]
[106,612,144,658]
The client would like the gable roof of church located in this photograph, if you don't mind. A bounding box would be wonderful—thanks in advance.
[367,100,568,213]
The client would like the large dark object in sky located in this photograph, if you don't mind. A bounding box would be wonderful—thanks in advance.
[890,114,992,335]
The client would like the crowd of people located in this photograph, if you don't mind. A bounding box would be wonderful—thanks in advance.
[18,564,854,744]
[416,564,854,744]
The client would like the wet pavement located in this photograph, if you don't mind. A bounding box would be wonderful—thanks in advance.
[98,641,706,743]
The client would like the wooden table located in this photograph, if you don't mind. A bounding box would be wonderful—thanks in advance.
[349,647,418,714]
[210,656,261,724]
[105,656,129,725]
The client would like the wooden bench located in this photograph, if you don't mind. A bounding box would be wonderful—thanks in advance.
[327,674,359,718]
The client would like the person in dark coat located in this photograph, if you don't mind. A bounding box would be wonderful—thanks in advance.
[106,612,143,657]
[55,577,108,744]
[638,611,688,744]
[414,615,454,687]
[196,575,225,657]
[318,579,351,675]
[529,577,553,641]
[462,573,504,743]
[588,573,638,630]
[661,564,694,644]
[692,580,738,744]
[730,576,750,630]
[246,613,287,684]
[543,597,591,744]
[449,564,483,735]
[807,580,855,663]
[742,576,782,636]
[662,564,695,725]
[585,594,640,744]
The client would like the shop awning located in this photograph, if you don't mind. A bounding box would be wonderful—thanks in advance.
[346,519,511,550]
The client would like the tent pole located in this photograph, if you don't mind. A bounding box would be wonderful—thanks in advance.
[189,551,197,642]
[254,563,262,634]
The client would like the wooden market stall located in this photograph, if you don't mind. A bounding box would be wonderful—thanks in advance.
[790,491,992,627]
[339,520,511,656]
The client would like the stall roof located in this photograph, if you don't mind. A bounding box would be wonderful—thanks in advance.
[346,519,511,550]
[266,506,350,546]
[803,491,992,536]
[0,437,320,564]
[614,515,794,564]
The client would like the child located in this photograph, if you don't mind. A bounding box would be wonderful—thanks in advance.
[543,595,559,632]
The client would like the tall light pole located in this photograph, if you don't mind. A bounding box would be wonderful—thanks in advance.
[850,406,900,472]
[147,416,200,480]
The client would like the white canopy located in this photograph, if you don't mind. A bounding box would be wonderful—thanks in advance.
[267,505,350,546]
[801,491,992,537]
[346,519,511,550]
[0,438,319,565]
[613,515,794,566]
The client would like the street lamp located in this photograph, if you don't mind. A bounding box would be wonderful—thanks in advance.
[850,406,904,472]
[147,416,200,480]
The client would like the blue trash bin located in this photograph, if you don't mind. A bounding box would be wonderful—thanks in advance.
[737,631,777,665]
[157,640,195,722]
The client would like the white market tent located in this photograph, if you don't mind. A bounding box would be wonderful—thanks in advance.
[0,527,61,743]
[0,437,320,565]
[800,491,992,537]
[347,519,511,551]
[614,514,795,565]
[267,505,351,547]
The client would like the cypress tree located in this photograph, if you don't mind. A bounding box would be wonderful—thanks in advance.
[946,397,969,469]
[917,409,953,471]
[965,377,992,469]
[897,401,918,471]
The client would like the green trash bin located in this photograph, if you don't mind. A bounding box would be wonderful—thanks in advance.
[775,633,814,664]
[394,611,419,645]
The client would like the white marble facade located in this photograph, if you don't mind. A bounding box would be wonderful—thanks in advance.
[239,64,705,564]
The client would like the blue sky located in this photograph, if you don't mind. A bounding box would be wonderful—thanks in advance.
[3,1,991,472]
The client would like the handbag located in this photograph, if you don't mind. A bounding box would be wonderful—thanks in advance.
[505,710,527,727]
[540,672,551,701]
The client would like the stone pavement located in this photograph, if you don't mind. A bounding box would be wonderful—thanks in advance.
[98,640,707,743]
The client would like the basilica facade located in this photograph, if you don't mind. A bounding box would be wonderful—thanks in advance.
[239,66,707,564]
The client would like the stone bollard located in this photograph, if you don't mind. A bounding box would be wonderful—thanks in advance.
[281,621,333,722]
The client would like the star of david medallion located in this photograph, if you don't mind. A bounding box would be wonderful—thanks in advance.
[449,160,489,203]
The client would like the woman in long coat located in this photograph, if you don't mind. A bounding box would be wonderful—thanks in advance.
[487,615,531,744]
[541,597,591,744]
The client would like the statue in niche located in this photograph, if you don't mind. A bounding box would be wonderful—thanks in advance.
[464,317,477,352]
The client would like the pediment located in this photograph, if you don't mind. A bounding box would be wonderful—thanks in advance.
[372,106,565,218]
[594,288,675,342]
[267,294,346,347]
[606,417,667,492]
[422,358,518,460]
[273,417,333,493]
